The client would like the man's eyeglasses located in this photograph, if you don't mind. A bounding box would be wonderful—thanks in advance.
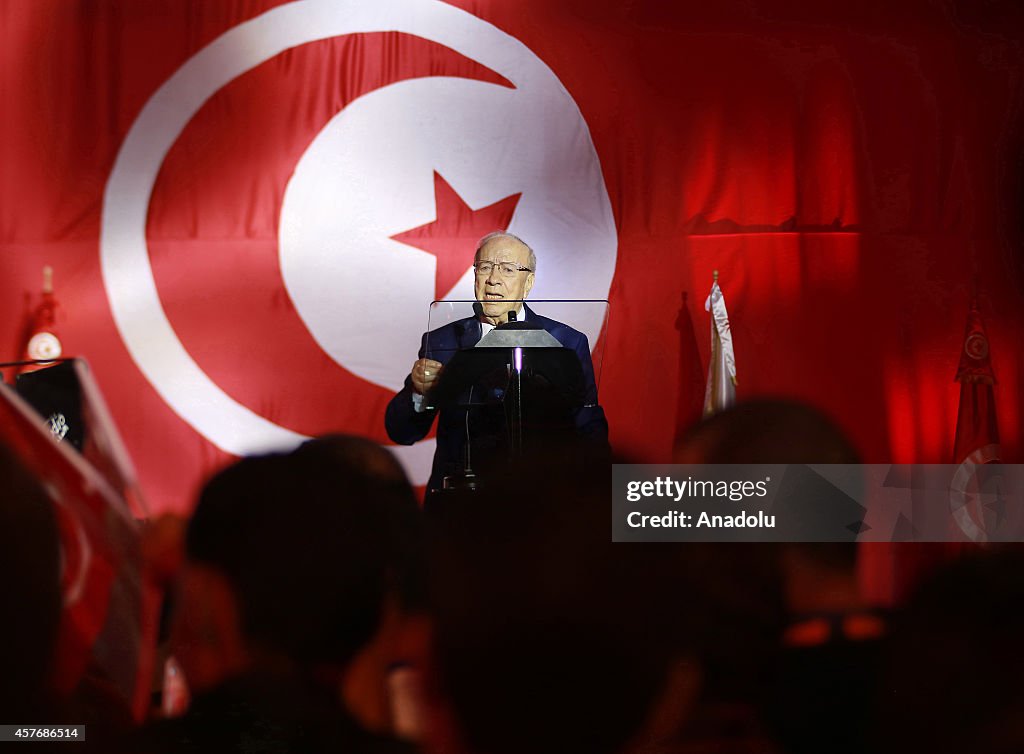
[474,261,534,277]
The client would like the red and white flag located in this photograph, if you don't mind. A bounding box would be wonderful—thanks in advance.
[952,299,1000,465]
[0,384,159,721]
[947,298,1002,544]
[0,0,1021,519]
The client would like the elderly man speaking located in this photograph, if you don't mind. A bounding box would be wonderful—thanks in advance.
[384,231,608,496]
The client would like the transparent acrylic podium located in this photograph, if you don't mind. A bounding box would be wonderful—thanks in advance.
[421,299,608,492]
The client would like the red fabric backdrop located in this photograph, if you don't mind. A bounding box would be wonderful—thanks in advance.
[2,1,1022,572]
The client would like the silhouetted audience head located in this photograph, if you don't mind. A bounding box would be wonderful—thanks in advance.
[294,434,426,612]
[0,441,61,717]
[675,398,862,586]
[176,437,424,691]
[136,437,422,753]
[675,397,860,465]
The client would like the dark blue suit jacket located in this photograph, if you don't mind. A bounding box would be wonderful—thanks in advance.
[385,305,608,492]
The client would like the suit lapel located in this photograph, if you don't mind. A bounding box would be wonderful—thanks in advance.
[524,304,557,337]
[455,316,482,350]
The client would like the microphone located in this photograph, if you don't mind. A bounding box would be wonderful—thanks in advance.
[507,309,517,322]
[473,301,484,318]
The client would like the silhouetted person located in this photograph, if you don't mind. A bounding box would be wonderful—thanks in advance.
[133,439,422,753]
[675,398,879,754]
[385,231,607,497]
[294,434,428,739]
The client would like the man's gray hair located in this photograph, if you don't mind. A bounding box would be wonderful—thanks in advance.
[475,231,537,272]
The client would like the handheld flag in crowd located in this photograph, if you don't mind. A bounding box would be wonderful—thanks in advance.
[703,270,737,417]
[0,363,158,721]
[16,360,150,519]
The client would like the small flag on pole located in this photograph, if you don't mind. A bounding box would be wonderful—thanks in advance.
[952,297,1000,464]
[891,293,1002,596]
[947,295,1002,543]
[703,270,737,417]
[19,266,64,374]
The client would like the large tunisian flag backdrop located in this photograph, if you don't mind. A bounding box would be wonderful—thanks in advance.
[2,0,1022,518]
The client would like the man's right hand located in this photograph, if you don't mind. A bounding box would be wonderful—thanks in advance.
[411,358,444,395]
